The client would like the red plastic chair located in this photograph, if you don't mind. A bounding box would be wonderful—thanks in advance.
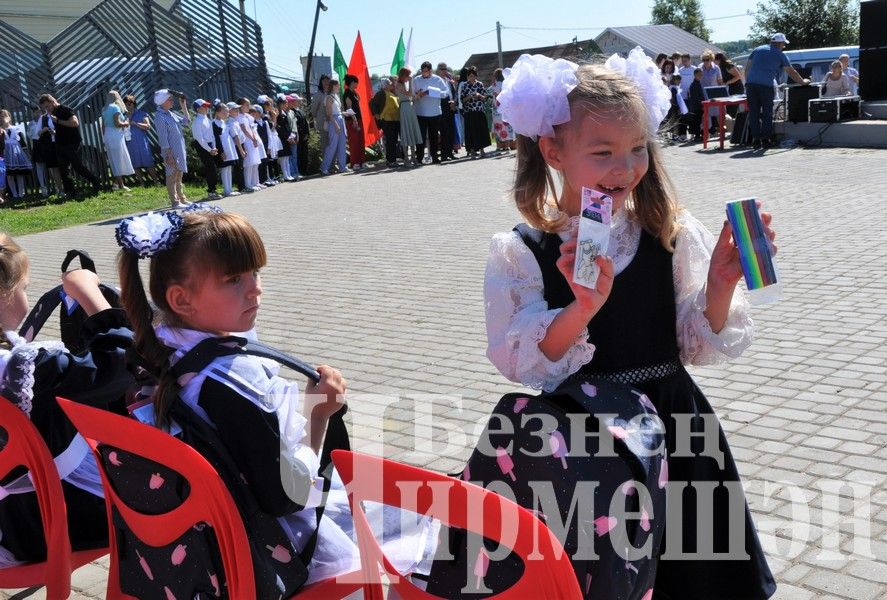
[56,397,362,599]
[0,396,107,599]
[331,449,583,600]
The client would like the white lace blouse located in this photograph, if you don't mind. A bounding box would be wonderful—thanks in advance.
[484,209,753,391]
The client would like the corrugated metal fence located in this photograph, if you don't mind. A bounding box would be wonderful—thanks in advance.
[0,0,272,196]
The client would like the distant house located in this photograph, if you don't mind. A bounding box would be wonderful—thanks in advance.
[594,24,724,62]
[463,38,603,84]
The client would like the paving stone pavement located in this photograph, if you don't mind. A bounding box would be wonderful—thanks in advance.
[2,142,885,599]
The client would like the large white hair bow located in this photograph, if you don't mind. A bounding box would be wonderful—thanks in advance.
[497,54,579,140]
[604,46,672,133]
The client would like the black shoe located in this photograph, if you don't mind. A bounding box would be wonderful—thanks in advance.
[761,137,774,149]
[751,138,761,149]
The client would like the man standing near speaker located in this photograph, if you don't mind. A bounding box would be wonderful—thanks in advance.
[745,33,810,149]
[839,54,859,96]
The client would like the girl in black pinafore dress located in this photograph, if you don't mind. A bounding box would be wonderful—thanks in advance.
[430,57,778,599]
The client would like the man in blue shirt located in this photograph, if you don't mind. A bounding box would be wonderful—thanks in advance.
[412,61,450,164]
[744,33,810,149]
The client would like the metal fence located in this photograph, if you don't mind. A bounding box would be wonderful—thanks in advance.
[0,0,272,197]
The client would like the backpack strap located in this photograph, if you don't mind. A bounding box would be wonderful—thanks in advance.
[18,249,109,342]
[168,335,348,566]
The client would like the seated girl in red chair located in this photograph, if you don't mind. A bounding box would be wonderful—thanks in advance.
[114,205,437,598]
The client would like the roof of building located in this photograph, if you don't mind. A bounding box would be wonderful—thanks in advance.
[463,38,602,84]
[595,24,723,58]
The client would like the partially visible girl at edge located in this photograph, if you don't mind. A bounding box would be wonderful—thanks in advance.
[0,232,133,566]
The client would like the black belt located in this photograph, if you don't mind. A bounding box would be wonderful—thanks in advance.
[570,358,683,386]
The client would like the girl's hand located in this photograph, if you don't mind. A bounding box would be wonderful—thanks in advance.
[556,238,615,316]
[306,365,347,418]
[61,269,110,316]
[708,209,777,291]
[164,151,176,167]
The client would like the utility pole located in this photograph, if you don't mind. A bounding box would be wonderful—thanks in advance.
[496,21,503,69]
[305,0,327,104]
[238,0,249,54]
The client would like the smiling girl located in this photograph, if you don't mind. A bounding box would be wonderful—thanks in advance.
[481,51,778,599]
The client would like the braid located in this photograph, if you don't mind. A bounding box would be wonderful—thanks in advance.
[117,250,178,428]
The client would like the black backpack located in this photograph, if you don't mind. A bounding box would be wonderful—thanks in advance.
[109,336,350,598]
[18,249,121,353]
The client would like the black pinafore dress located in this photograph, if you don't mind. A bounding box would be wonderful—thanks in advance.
[526,226,776,600]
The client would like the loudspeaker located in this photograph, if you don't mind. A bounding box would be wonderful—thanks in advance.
[786,85,820,122]
[859,0,887,48]
[859,0,887,100]
[809,97,860,122]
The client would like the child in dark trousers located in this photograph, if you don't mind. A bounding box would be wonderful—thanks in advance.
[686,68,706,140]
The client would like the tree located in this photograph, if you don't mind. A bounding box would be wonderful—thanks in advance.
[717,40,754,56]
[750,0,859,48]
[651,0,712,42]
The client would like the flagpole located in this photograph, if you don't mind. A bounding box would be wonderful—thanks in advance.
[305,0,327,104]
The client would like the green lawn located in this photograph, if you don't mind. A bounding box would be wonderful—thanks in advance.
[0,183,209,236]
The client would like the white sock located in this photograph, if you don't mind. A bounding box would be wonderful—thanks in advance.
[221,167,232,194]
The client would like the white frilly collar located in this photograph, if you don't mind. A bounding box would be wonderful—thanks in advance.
[1,330,65,416]
[154,324,258,369]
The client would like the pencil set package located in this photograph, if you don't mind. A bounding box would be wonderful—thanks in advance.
[725,198,781,304]
[573,187,613,290]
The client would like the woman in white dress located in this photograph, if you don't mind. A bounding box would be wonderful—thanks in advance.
[102,91,135,191]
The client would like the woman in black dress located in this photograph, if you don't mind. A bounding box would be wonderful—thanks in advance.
[459,66,490,158]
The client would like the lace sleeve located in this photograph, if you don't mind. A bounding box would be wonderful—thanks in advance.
[674,212,753,365]
[484,231,595,391]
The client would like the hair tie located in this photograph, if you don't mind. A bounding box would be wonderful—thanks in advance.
[497,54,579,141]
[182,202,223,215]
[499,47,672,140]
[115,203,223,259]
[603,47,673,134]
[115,212,184,259]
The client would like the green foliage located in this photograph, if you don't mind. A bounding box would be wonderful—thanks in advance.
[651,0,712,41]
[750,0,859,48]
[717,40,754,57]
[305,130,323,175]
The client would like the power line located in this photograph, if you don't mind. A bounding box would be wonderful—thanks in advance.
[367,28,497,70]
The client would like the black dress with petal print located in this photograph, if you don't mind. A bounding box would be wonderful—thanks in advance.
[523,226,776,600]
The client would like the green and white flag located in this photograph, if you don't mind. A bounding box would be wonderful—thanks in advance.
[333,35,347,92]
[390,29,405,75]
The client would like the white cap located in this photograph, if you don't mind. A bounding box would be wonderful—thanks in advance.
[770,33,789,44]
[153,89,171,106]
[256,94,270,104]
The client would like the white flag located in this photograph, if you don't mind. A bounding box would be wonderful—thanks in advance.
[405,27,415,71]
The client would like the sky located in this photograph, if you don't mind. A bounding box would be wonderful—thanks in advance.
[230,0,762,82]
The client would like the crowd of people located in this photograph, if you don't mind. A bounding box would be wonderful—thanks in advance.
[0,90,313,207]
[0,39,865,205]
[309,60,515,172]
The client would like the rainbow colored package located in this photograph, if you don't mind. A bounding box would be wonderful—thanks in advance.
[725,198,781,304]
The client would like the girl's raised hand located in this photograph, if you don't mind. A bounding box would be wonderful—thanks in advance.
[306,365,347,418]
[556,238,615,316]
[61,269,111,316]
[708,209,777,291]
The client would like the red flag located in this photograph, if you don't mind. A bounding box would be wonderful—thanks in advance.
[347,32,381,148]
